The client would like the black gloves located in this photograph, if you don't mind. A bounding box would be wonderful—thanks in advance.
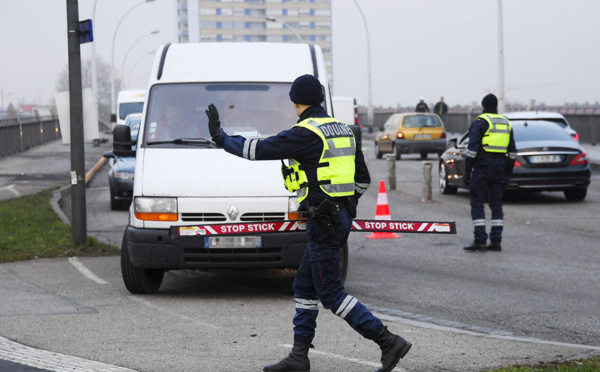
[206,103,224,140]
[463,170,471,188]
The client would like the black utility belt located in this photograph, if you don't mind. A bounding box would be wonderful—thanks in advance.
[480,152,507,159]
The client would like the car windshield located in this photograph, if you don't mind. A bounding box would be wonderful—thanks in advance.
[402,115,442,128]
[143,83,297,145]
[511,120,573,141]
[119,102,144,120]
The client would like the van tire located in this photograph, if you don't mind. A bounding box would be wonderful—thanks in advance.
[121,231,164,294]
[340,241,349,284]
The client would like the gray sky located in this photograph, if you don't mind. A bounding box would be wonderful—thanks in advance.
[1,0,599,110]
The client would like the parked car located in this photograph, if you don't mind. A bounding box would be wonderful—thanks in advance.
[104,113,142,210]
[504,111,579,141]
[439,120,591,201]
[375,112,446,160]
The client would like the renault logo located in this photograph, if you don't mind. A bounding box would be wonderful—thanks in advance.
[227,205,239,220]
[542,147,549,152]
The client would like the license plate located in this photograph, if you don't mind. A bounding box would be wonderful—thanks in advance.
[530,155,561,163]
[414,134,432,139]
[205,236,261,248]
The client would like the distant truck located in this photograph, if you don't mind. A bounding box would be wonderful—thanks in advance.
[332,96,362,146]
[113,90,146,126]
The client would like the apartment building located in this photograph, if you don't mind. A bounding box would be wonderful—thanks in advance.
[176,0,333,77]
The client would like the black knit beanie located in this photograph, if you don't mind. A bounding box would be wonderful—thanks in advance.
[481,94,498,109]
[289,74,324,105]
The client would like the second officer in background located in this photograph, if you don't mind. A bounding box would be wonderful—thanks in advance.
[463,94,516,252]
[206,74,411,372]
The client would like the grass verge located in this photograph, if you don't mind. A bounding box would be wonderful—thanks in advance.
[484,357,600,371]
[0,188,120,262]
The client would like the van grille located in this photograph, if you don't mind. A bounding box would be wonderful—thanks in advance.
[183,247,283,266]
[181,213,226,222]
[240,212,285,222]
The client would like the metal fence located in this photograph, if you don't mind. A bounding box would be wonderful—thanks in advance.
[359,106,600,145]
[0,116,61,157]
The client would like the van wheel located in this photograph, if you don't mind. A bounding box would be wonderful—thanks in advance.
[340,241,349,284]
[121,231,164,294]
[564,187,587,201]
[420,152,428,159]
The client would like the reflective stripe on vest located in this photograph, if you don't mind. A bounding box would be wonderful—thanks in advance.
[281,118,356,203]
[477,114,511,153]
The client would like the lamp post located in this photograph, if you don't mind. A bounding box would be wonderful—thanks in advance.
[121,30,159,88]
[110,0,155,122]
[91,0,99,122]
[127,50,156,88]
[351,0,373,133]
[265,17,302,43]
[497,0,506,113]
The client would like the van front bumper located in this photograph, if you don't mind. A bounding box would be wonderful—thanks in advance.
[125,225,306,270]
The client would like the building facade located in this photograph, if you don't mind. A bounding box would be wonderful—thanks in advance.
[176,0,333,77]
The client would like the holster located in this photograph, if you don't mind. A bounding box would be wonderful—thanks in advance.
[308,199,342,238]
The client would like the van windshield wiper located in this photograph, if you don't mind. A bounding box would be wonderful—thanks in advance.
[146,138,217,147]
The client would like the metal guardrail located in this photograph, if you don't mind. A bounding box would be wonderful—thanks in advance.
[0,116,62,157]
[359,106,600,146]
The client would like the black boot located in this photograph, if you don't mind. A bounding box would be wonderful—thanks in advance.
[463,241,486,251]
[263,342,311,372]
[487,241,502,251]
[373,326,412,372]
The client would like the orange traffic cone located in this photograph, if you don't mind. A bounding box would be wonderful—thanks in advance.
[365,180,402,239]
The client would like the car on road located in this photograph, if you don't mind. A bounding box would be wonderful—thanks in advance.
[104,113,142,210]
[439,120,591,201]
[504,111,579,141]
[375,112,446,160]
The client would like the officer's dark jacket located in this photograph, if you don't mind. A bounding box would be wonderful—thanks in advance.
[214,105,370,208]
[464,107,517,172]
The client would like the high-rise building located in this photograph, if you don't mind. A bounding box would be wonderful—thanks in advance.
[176,0,333,78]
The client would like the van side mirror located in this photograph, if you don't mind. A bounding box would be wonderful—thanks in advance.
[110,113,117,123]
[113,125,136,157]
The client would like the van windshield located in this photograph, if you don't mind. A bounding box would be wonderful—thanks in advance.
[143,83,297,145]
[119,102,144,120]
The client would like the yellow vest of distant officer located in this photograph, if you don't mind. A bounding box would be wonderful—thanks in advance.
[477,113,512,153]
[282,118,356,203]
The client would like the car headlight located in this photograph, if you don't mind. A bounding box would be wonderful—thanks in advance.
[115,171,134,180]
[134,197,178,221]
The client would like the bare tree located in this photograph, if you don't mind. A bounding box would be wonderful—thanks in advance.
[56,57,121,123]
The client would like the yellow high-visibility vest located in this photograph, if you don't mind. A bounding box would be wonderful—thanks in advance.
[477,114,512,153]
[281,117,356,203]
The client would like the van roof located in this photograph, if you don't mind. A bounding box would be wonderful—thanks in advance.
[152,42,324,84]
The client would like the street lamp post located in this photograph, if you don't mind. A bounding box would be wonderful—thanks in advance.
[497,0,506,113]
[121,30,159,88]
[110,0,155,122]
[351,0,373,133]
[265,17,302,43]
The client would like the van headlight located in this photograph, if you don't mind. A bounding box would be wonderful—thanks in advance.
[288,197,304,220]
[134,197,178,221]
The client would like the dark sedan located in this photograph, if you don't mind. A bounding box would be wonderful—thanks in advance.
[439,120,591,201]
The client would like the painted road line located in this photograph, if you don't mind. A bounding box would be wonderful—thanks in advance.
[0,184,21,197]
[128,296,219,329]
[68,257,109,285]
[0,336,136,372]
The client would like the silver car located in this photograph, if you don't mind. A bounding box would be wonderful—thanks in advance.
[504,111,578,141]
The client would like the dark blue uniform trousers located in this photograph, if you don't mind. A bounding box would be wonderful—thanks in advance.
[292,208,384,345]
[470,158,506,244]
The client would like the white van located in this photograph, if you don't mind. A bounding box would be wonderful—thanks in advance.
[112,42,344,294]
[115,90,146,126]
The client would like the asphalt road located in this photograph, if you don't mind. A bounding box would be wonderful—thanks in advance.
[1,136,599,371]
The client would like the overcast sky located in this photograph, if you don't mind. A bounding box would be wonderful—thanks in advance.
[1,0,599,110]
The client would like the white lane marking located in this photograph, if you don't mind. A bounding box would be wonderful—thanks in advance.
[371,308,600,352]
[0,335,136,372]
[281,344,407,371]
[0,184,21,197]
[128,296,218,329]
[68,257,109,285]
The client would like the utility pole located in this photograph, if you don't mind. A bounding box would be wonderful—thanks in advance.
[66,0,87,245]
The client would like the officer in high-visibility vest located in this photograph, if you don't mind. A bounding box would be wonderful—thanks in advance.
[206,74,411,372]
[463,94,517,252]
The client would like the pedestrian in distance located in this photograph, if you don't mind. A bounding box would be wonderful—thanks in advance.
[205,74,412,372]
[434,96,448,124]
[463,93,517,252]
[415,96,429,112]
